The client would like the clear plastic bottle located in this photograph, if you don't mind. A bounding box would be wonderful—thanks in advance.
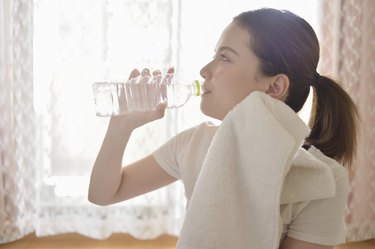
[92,79,202,117]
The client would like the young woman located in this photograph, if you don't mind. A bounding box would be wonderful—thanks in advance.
[89,8,358,249]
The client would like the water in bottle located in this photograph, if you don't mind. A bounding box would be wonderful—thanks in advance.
[92,76,202,117]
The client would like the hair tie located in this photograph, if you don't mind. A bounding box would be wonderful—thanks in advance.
[313,72,320,86]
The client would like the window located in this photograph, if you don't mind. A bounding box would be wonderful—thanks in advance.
[32,0,318,238]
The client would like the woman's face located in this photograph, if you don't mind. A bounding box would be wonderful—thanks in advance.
[200,22,271,120]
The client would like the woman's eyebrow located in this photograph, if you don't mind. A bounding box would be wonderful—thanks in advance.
[217,46,239,56]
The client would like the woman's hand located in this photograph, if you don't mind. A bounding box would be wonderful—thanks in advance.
[113,67,174,130]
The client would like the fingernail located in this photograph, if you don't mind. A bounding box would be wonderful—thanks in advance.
[167,67,174,74]
[141,68,150,75]
[152,69,161,75]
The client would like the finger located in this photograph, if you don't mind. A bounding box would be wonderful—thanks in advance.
[162,67,175,85]
[128,69,140,80]
[167,67,175,74]
[152,69,161,76]
[141,68,150,77]
[152,102,167,119]
[139,68,151,84]
[151,69,162,84]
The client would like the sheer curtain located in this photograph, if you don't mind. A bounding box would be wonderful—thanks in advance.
[1,0,187,243]
[32,0,188,241]
[0,0,37,243]
[319,0,375,242]
[1,0,320,244]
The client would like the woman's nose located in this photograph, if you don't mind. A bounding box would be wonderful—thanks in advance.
[200,62,211,80]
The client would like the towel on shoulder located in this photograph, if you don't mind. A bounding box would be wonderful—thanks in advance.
[177,91,336,249]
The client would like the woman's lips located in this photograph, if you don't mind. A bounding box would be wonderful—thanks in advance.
[202,83,211,95]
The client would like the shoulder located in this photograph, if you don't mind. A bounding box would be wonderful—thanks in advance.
[285,147,349,246]
[152,121,218,179]
[175,121,218,144]
[153,121,218,151]
[308,146,349,195]
[182,121,218,135]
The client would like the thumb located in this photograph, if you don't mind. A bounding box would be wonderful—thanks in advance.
[153,102,167,119]
[140,102,167,123]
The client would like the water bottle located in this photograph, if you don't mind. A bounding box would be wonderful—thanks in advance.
[92,76,202,117]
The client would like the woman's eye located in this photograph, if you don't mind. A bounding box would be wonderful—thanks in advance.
[219,54,229,62]
[212,54,229,62]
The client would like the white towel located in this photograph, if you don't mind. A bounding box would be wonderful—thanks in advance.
[177,91,336,249]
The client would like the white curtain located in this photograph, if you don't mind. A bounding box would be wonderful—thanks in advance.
[319,0,375,242]
[1,0,188,243]
[0,0,37,243]
[0,0,320,243]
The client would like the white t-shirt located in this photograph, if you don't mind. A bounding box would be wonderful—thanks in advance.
[153,122,349,246]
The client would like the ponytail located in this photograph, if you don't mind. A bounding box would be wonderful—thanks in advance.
[305,75,359,169]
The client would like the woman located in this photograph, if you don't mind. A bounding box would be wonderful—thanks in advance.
[88,8,358,248]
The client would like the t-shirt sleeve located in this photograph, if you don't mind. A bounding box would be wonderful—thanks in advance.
[286,168,349,246]
[152,126,198,179]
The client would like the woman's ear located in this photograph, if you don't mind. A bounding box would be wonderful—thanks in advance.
[265,74,289,101]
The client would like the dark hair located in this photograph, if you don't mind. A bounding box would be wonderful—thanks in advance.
[234,8,358,168]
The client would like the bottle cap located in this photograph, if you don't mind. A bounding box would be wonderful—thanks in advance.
[194,80,201,96]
